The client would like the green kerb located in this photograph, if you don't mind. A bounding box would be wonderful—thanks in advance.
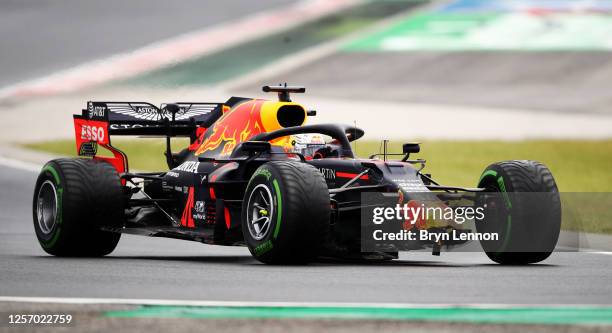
[104,305,612,325]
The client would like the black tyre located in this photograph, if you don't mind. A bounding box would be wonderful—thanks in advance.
[241,161,330,264]
[32,158,124,256]
[477,160,561,265]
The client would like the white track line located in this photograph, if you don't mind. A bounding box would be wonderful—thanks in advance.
[0,156,42,173]
[0,0,359,100]
[0,296,611,309]
[591,251,612,256]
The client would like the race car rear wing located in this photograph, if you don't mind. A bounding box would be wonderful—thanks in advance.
[77,101,223,135]
[73,101,224,173]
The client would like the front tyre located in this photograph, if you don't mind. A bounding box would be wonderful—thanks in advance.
[241,161,330,264]
[33,158,124,256]
[477,160,561,265]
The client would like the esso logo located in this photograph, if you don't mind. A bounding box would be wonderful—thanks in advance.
[81,125,105,142]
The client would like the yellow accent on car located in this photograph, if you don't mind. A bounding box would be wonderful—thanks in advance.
[260,101,307,131]
[260,101,307,149]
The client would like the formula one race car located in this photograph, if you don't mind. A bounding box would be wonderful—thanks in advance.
[32,85,561,265]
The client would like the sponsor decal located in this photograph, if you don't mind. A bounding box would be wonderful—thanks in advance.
[136,106,158,114]
[192,201,206,221]
[195,100,266,157]
[161,181,172,192]
[174,161,200,173]
[80,124,105,142]
[393,178,428,192]
[254,240,274,256]
[104,103,215,122]
[104,103,162,121]
[73,118,109,146]
[109,124,155,130]
[78,141,98,157]
[253,168,272,180]
[87,102,106,120]
[199,174,207,184]
[318,167,336,179]
[165,171,179,178]
[194,201,205,213]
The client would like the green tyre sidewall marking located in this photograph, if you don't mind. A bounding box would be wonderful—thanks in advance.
[39,164,63,249]
[272,179,282,239]
[478,169,497,183]
[253,240,273,256]
[244,165,281,256]
[494,175,512,253]
[479,169,512,254]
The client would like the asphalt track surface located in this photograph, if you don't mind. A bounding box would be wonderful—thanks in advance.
[249,51,612,114]
[0,0,295,88]
[1,165,612,305]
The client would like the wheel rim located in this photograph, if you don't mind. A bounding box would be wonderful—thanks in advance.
[36,180,58,235]
[246,184,274,240]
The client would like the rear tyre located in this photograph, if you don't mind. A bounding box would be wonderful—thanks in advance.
[32,158,124,256]
[477,160,561,265]
[241,161,330,264]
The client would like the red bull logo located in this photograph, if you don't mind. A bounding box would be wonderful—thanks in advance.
[195,99,306,157]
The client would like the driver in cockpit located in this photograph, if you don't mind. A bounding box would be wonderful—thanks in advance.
[290,134,340,160]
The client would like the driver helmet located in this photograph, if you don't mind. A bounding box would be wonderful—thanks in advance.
[291,133,326,157]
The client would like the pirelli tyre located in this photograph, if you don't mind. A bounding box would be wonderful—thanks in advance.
[32,158,124,256]
[242,161,330,264]
[477,160,561,265]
